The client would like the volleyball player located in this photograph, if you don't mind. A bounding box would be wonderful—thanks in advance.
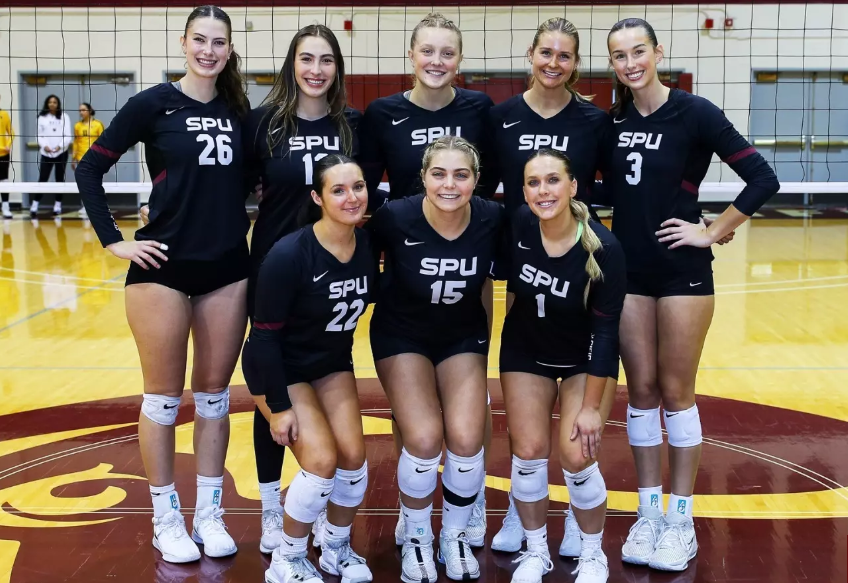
[366,136,503,582]
[242,155,375,583]
[241,23,361,555]
[76,5,251,563]
[498,150,623,583]
[0,96,14,219]
[71,103,104,219]
[358,14,496,546]
[605,18,779,571]
[489,18,611,556]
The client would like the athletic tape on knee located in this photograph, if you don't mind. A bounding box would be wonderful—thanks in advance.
[193,387,230,420]
[141,394,181,426]
[284,470,334,524]
[664,404,702,448]
[510,456,549,503]
[397,448,441,499]
[626,405,663,447]
[329,461,368,508]
[442,448,485,505]
[564,462,607,510]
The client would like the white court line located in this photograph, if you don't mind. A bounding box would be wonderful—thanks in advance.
[0,266,126,283]
[0,275,124,291]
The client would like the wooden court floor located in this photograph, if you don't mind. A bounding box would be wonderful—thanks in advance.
[1,213,847,582]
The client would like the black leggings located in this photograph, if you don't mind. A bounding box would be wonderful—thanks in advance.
[34,152,68,202]
[253,406,286,484]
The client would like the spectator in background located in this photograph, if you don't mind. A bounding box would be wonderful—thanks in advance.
[33,94,72,217]
[0,95,14,219]
[72,102,104,219]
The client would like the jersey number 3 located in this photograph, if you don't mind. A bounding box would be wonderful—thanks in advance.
[197,134,233,166]
[326,299,366,332]
[626,152,642,185]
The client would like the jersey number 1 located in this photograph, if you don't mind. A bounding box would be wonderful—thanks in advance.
[626,152,642,185]
[197,134,233,166]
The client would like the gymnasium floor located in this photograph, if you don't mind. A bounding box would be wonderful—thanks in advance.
[1,211,847,583]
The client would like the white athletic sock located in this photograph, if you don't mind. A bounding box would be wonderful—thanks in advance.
[402,502,434,542]
[259,480,283,513]
[524,525,548,552]
[150,483,180,518]
[323,520,352,547]
[638,486,663,510]
[580,528,603,554]
[278,532,308,558]
[442,499,474,532]
[668,493,694,518]
[196,475,224,509]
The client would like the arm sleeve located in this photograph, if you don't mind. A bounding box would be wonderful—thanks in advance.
[475,96,499,199]
[241,243,302,414]
[62,114,73,150]
[75,94,154,247]
[697,100,780,216]
[587,238,626,379]
[36,117,48,153]
[358,104,387,210]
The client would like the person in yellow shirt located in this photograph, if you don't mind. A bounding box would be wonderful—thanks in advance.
[72,103,104,218]
[0,96,15,219]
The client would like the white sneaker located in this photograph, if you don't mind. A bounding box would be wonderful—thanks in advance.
[401,537,437,583]
[265,550,323,583]
[29,201,38,217]
[438,529,480,581]
[559,509,581,558]
[571,547,609,583]
[319,538,373,583]
[191,506,237,558]
[52,201,62,215]
[152,510,201,563]
[312,507,327,548]
[648,511,697,571]
[621,505,664,565]
[465,494,487,548]
[510,548,554,582]
[394,507,405,546]
[260,508,284,554]
[492,495,525,552]
[1,202,11,219]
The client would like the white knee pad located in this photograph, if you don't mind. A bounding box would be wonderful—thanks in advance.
[664,404,702,448]
[193,387,230,420]
[627,405,663,447]
[141,394,181,426]
[442,448,485,502]
[329,461,368,508]
[284,470,335,524]
[510,456,549,503]
[564,462,607,510]
[397,448,441,499]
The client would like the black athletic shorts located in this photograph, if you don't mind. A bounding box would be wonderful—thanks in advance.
[246,350,354,396]
[499,345,589,381]
[626,267,714,298]
[126,243,249,297]
[0,154,9,181]
[370,327,489,365]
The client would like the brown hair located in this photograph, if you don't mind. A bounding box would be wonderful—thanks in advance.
[410,12,463,53]
[527,18,584,98]
[608,18,660,118]
[420,135,480,180]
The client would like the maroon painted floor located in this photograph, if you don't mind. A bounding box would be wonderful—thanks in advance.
[1,381,847,583]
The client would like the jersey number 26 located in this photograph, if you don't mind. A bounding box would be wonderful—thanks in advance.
[197,134,233,166]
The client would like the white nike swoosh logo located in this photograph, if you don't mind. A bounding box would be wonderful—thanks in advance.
[477,339,487,344]
[503,121,521,129]
[392,117,410,125]
[535,361,577,368]
[271,127,282,135]
[165,108,184,115]
[313,271,329,282]
[614,118,626,124]
[689,282,702,287]
[404,238,424,246]
[518,242,530,249]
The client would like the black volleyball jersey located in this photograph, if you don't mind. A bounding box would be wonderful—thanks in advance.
[607,89,779,274]
[243,107,362,267]
[358,88,497,201]
[502,206,626,379]
[76,83,249,260]
[242,226,376,413]
[489,94,612,215]
[366,194,505,343]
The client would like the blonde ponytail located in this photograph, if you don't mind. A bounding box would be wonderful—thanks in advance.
[569,198,603,306]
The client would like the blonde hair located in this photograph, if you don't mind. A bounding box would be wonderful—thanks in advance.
[410,12,463,52]
[528,18,589,100]
[420,135,481,180]
[525,149,602,306]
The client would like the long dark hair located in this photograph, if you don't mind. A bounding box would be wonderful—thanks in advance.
[39,94,61,117]
[299,154,360,226]
[608,18,659,118]
[261,24,352,156]
[81,102,95,116]
[184,5,249,117]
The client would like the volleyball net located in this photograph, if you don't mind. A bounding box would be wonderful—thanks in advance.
[0,1,846,209]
